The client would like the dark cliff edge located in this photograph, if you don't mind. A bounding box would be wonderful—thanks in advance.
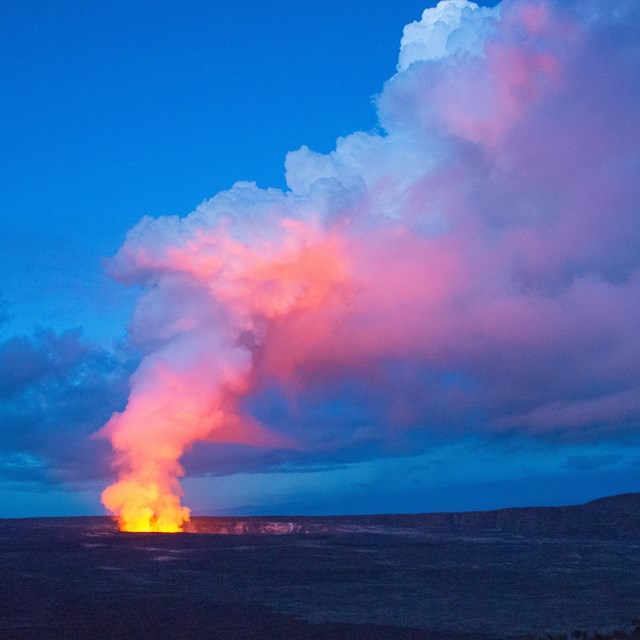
[186,492,640,539]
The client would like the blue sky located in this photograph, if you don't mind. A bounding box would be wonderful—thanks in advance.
[1,0,639,520]
[1,0,429,339]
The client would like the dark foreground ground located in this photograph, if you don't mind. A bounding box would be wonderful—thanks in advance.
[1,498,639,639]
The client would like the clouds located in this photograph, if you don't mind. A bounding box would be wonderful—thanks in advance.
[0,329,131,484]
[397,0,499,71]
[92,0,640,527]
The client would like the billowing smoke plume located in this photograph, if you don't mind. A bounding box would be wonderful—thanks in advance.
[98,0,640,531]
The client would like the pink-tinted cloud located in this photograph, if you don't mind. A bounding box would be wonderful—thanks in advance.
[98,0,640,529]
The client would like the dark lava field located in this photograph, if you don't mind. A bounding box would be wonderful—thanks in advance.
[0,494,639,640]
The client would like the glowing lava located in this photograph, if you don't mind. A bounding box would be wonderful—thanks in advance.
[101,478,190,533]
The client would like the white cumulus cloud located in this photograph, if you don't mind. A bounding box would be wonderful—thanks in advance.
[397,0,499,71]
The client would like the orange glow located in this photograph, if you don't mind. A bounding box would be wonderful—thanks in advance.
[102,477,190,532]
